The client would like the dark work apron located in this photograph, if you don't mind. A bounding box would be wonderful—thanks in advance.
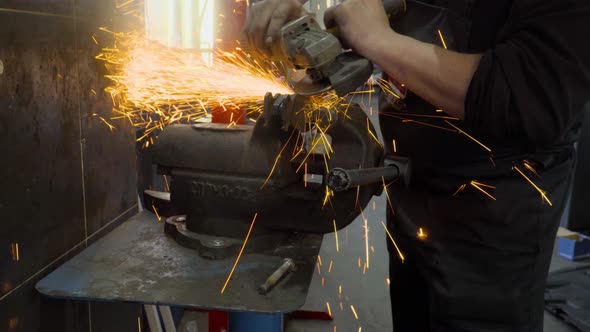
[379,1,576,331]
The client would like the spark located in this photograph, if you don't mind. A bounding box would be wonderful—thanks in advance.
[438,30,448,49]
[137,317,141,332]
[371,245,375,253]
[350,305,359,320]
[359,328,362,332]
[417,227,428,240]
[221,213,258,294]
[10,243,20,262]
[328,260,333,273]
[163,175,170,192]
[386,278,390,286]
[470,181,496,201]
[386,111,460,121]
[340,302,344,311]
[95,115,116,131]
[334,326,337,332]
[97,28,293,140]
[367,118,382,146]
[326,302,332,317]
[382,221,405,262]
[151,204,161,221]
[513,166,553,206]
[471,181,496,189]
[322,277,325,287]
[318,255,323,266]
[453,184,467,196]
[0,7,76,18]
[381,113,457,132]
[317,261,322,275]
[382,177,395,215]
[363,262,367,274]
[333,220,340,252]
[392,139,397,153]
[261,130,296,189]
[524,160,540,177]
[116,0,135,9]
[445,121,492,153]
[358,258,362,268]
[91,35,98,45]
[374,77,402,99]
[323,186,335,208]
[8,317,19,331]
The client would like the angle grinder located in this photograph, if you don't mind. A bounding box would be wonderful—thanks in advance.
[269,0,407,96]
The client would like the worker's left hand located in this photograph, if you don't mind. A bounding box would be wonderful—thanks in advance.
[324,0,392,58]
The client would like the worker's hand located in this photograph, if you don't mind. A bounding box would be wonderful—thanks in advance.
[324,0,392,58]
[241,0,308,58]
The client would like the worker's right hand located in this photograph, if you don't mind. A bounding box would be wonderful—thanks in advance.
[241,0,308,58]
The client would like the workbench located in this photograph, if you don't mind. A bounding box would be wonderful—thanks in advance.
[36,211,323,331]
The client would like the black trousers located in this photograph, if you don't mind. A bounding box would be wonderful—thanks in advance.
[386,158,573,332]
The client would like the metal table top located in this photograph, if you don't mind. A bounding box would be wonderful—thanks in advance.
[36,211,323,313]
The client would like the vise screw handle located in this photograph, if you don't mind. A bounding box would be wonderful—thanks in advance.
[326,156,411,192]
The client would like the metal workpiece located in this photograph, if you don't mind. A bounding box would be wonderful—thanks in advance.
[36,211,322,313]
[258,258,296,295]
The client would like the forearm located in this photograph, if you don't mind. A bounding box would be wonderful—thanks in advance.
[364,30,482,119]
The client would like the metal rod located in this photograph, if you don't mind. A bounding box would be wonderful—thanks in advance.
[259,258,296,295]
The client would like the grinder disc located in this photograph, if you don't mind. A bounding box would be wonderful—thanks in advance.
[292,52,373,97]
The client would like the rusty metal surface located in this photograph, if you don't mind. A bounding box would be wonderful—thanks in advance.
[36,211,323,313]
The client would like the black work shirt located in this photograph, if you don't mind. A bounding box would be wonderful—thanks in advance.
[379,0,590,177]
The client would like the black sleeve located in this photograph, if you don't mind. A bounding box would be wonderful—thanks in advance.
[464,0,590,148]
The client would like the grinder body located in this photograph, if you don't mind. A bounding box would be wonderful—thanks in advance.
[269,0,407,96]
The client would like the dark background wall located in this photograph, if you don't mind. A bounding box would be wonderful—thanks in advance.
[0,0,140,331]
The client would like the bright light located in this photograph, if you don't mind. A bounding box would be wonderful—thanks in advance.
[145,0,215,63]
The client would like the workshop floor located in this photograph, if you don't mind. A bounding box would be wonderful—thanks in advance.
[286,195,583,332]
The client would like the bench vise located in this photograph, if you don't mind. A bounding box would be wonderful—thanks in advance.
[152,93,410,259]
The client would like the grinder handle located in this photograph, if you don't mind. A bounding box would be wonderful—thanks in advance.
[325,0,407,39]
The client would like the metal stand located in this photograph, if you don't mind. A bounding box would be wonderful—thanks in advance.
[36,212,322,332]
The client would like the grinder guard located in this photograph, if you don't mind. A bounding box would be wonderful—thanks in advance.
[153,94,383,239]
